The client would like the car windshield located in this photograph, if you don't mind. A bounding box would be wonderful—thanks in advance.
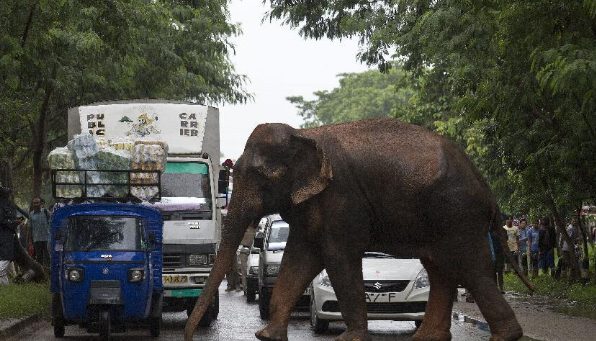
[269,222,289,243]
[65,216,144,251]
[162,162,212,203]
[363,252,395,259]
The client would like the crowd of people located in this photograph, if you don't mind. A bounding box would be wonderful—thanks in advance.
[497,215,593,290]
[0,188,54,286]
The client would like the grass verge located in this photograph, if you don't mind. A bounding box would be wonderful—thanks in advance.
[0,282,51,319]
[504,273,596,309]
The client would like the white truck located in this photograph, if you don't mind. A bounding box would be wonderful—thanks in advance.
[67,100,225,325]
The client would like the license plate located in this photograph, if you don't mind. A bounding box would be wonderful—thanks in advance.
[365,292,399,303]
[163,275,188,284]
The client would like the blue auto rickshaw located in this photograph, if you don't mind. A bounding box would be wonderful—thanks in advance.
[50,203,163,340]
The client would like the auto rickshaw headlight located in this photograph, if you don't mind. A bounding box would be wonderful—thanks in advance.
[67,268,84,282]
[128,268,145,283]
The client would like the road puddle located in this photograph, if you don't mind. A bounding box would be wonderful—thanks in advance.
[452,312,542,341]
[508,292,596,320]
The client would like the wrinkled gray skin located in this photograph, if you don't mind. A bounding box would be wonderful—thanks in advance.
[185,118,532,341]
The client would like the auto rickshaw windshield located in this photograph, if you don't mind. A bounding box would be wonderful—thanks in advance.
[65,216,145,251]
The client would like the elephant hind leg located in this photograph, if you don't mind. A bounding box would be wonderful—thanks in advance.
[467,275,522,341]
[412,257,455,341]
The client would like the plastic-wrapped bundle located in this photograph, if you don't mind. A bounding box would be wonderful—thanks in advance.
[67,134,104,196]
[96,148,131,197]
[130,141,168,201]
[47,147,82,198]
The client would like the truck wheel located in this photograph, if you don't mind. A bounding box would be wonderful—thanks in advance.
[52,294,66,337]
[310,296,328,334]
[259,288,270,320]
[99,310,111,341]
[149,316,162,337]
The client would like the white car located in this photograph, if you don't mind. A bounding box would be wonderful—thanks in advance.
[309,252,430,333]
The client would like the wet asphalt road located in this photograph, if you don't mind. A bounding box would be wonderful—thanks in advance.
[9,283,490,341]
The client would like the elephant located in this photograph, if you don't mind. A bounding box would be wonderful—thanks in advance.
[185,118,533,341]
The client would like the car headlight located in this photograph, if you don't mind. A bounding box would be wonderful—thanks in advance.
[414,268,430,289]
[67,268,84,282]
[249,266,259,275]
[265,264,280,276]
[128,268,145,283]
[318,270,332,287]
[189,254,215,266]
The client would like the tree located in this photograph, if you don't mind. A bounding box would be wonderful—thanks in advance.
[0,0,250,198]
[288,64,417,128]
[271,0,596,279]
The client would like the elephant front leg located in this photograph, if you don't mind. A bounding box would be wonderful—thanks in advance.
[413,258,456,341]
[255,233,323,341]
[323,253,371,341]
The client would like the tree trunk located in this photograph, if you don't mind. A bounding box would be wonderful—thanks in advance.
[538,172,581,280]
[31,73,55,197]
[0,158,14,189]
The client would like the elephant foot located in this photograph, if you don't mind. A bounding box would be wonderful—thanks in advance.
[488,326,523,341]
[412,328,452,341]
[335,330,372,341]
[255,326,288,341]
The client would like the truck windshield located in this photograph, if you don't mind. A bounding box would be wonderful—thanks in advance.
[65,216,144,251]
[162,162,212,201]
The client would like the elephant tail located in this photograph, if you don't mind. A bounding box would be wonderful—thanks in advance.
[491,210,535,293]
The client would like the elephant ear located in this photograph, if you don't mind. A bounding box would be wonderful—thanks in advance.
[289,134,333,205]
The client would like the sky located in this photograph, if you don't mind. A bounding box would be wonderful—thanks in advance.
[220,0,370,160]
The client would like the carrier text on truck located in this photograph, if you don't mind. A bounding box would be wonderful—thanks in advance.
[68,101,224,325]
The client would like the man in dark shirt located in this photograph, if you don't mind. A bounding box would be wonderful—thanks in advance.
[538,216,556,277]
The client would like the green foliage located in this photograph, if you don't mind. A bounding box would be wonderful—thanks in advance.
[273,0,596,223]
[0,283,51,319]
[288,64,417,128]
[0,0,249,199]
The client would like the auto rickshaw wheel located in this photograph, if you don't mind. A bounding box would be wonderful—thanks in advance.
[53,323,65,338]
[52,293,66,338]
[99,310,111,341]
[149,316,162,337]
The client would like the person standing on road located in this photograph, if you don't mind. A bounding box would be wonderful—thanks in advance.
[27,197,51,267]
[517,219,529,276]
[538,216,555,277]
[556,220,576,278]
[0,187,20,285]
[528,220,541,277]
[503,219,519,273]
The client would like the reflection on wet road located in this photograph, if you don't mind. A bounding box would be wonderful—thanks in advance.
[10,283,492,341]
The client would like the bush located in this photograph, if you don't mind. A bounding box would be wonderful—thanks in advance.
[0,283,51,319]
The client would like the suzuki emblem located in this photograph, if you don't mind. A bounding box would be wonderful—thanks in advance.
[374,282,382,290]
[103,268,109,275]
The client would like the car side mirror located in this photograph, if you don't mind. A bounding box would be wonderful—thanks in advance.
[253,236,264,250]
[54,230,62,241]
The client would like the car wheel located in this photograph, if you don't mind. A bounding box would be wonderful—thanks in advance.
[259,288,270,320]
[246,289,256,303]
[310,294,328,334]
[415,320,422,329]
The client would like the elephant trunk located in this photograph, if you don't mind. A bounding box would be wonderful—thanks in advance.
[184,200,258,340]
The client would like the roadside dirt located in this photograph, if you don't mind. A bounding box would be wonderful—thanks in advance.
[453,290,596,341]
